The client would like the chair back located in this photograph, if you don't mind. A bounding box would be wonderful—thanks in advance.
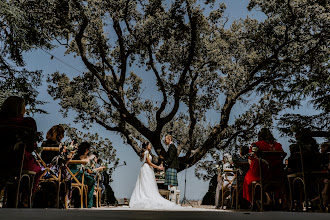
[0,125,26,185]
[257,151,287,183]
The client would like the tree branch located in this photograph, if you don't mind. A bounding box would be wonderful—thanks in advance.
[112,18,127,90]
[147,44,168,124]
[186,70,199,157]
[160,0,197,126]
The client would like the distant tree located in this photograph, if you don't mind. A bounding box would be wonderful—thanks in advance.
[13,0,329,172]
[0,1,52,112]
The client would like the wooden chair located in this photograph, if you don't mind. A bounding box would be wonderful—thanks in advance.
[287,146,329,212]
[94,173,102,208]
[221,169,236,209]
[230,162,249,210]
[251,151,287,211]
[66,160,88,208]
[0,125,36,208]
[35,147,68,208]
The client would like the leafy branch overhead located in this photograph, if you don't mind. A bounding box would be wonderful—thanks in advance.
[0,1,53,113]
[9,0,329,171]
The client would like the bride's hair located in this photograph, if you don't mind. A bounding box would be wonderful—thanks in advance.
[140,142,150,161]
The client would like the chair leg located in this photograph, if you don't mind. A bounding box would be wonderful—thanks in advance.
[260,186,263,211]
[236,187,239,210]
[302,181,308,212]
[289,180,294,212]
[55,182,61,208]
[290,178,297,211]
[3,184,20,208]
[80,188,84,208]
[63,182,69,209]
[230,187,235,209]
[95,190,98,208]
[0,187,4,207]
[99,190,101,207]
[28,175,35,208]
[64,183,68,209]
[84,186,88,208]
[20,175,31,208]
[221,186,224,208]
[317,179,325,211]
[251,183,255,210]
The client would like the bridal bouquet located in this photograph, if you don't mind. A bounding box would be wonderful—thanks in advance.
[155,170,165,179]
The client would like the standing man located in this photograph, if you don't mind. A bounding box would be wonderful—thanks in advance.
[163,134,179,188]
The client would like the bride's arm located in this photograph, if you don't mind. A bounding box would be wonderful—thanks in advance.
[146,153,164,170]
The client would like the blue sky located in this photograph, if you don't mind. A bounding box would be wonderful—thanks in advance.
[21,1,323,201]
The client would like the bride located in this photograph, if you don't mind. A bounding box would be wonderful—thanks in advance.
[129,142,181,209]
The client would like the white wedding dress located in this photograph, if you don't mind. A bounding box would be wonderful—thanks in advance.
[129,150,182,209]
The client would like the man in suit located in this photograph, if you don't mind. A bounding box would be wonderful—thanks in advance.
[163,134,179,188]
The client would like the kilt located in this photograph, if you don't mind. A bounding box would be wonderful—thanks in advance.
[164,168,178,186]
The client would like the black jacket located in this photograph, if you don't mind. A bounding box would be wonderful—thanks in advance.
[164,143,179,170]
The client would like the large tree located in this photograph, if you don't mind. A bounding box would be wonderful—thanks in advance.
[15,0,329,171]
[0,0,52,112]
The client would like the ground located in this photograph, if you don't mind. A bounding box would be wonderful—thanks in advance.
[0,206,329,220]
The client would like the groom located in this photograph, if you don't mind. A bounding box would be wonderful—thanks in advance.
[163,134,179,188]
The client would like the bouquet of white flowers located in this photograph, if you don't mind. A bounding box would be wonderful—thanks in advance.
[155,170,165,179]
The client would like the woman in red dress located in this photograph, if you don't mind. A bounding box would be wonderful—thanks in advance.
[243,128,284,203]
[0,96,42,207]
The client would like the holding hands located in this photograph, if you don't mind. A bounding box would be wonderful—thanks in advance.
[157,162,165,171]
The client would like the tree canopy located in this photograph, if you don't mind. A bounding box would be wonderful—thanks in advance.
[8,0,329,172]
[0,0,53,112]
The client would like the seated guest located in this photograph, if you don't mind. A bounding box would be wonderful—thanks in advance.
[37,125,74,208]
[0,96,42,207]
[232,146,249,182]
[88,152,106,206]
[88,152,105,177]
[320,142,330,171]
[41,125,65,165]
[230,146,250,208]
[40,125,75,177]
[311,142,330,207]
[69,142,104,208]
[289,129,321,172]
[243,128,284,206]
[215,153,235,208]
[286,144,299,174]
[221,153,235,190]
[101,170,118,205]
[232,146,249,189]
[94,157,106,193]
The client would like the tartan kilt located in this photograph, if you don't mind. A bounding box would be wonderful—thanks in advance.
[164,168,178,186]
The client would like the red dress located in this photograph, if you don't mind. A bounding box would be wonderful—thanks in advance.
[243,140,284,202]
[0,116,42,193]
